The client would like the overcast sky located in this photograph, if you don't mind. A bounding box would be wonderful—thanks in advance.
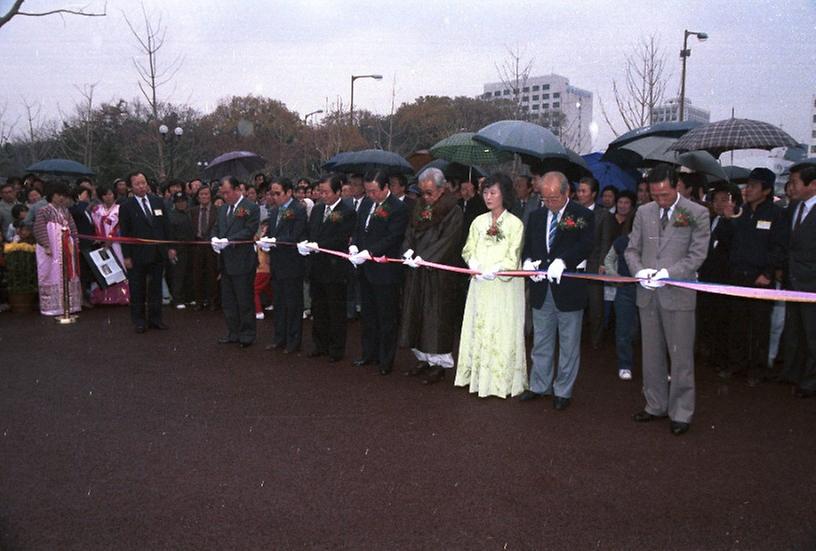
[1,0,815,153]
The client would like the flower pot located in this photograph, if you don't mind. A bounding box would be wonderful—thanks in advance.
[8,292,37,314]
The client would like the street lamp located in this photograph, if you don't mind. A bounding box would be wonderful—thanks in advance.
[304,109,324,124]
[576,101,583,153]
[159,124,184,178]
[678,29,708,122]
[350,74,383,124]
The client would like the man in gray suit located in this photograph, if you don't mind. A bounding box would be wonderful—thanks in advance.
[625,165,710,435]
[211,176,261,348]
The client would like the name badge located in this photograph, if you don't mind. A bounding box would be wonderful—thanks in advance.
[756,220,771,230]
[154,209,163,216]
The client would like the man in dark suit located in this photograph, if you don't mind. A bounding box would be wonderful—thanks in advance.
[511,174,539,226]
[261,178,307,353]
[348,171,409,375]
[343,173,365,320]
[389,173,416,215]
[211,176,260,348]
[301,174,357,361]
[518,171,595,410]
[781,163,816,397]
[69,183,97,308]
[458,177,488,234]
[190,185,218,310]
[119,172,177,333]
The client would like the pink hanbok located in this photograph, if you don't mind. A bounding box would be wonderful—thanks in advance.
[90,203,130,305]
[33,203,82,316]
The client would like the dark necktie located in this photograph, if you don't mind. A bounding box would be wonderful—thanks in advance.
[141,197,152,219]
[227,204,234,219]
[660,208,669,230]
[548,213,557,250]
[323,206,332,223]
[365,203,379,230]
[794,202,805,232]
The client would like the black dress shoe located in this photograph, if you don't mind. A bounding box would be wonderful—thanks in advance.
[519,390,543,402]
[553,396,571,411]
[218,337,238,344]
[633,410,666,422]
[239,341,254,349]
[421,367,446,385]
[135,325,146,334]
[352,358,376,368]
[307,350,326,358]
[794,387,816,398]
[149,321,169,330]
[404,362,430,377]
[328,356,342,363]
[283,346,301,355]
[265,342,285,351]
[378,367,392,376]
[670,421,690,435]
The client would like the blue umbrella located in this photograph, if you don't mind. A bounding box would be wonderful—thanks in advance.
[581,153,639,192]
[324,149,413,175]
[26,158,95,176]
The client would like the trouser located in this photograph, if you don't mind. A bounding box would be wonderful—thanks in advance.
[273,276,303,352]
[128,261,164,326]
[311,278,348,359]
[359,276,399,371]
[529,290,584,398]
[221,271,256,344]
[192,246,218,305]
[254,272,272,313]
[346,273,360,319]
[781,301,816,391]
[639,302,696,423]
[586,279,604,347]
[614,285,636,372]
[697,290,730,372]
[727,275,772,378]
[171,245,191,304]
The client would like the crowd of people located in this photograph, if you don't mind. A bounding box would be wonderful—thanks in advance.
[0,159,814,436]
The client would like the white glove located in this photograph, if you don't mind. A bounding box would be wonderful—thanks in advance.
[467,258,479,273]
[297,240,311,256]
[475,266,498,281]
[643,268,669,289]
[522,258,545,282]
[306,241,318,253]
[404,255,423,269]
[402,249,415,261]
[256,237,275,252]
[635,268,658,290]
[211,236,222,254]
[348,249,371,266]
[348,245,359,255]
[546,258,566,284]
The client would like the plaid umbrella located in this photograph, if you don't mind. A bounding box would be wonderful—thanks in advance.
[671,118,798,156]
[430,132,513,166]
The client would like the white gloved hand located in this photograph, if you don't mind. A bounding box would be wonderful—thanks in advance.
[348,245,359,255]
[306,241,318,253]
[546,258,566,284]
[211,237,223,254]
[256,237,274,252]
[402,249,415,261]
[643,268,669,289]
[635,268,658,290]
[403,255,423,269]
[467,258,479,273]
[297,240,311,256]
[522,258,545,282]
[349,249,372,266]
[475,266,498,281]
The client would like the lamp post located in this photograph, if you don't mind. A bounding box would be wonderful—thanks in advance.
[304,109,324,124]
[678,29,708,122]
[575,101,583,153]
[159,124,183,179]
[349,74,383,124]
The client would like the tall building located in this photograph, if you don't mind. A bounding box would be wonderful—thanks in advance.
[810,94,816,155]
[481,74,594,153]
[650,97,710,124]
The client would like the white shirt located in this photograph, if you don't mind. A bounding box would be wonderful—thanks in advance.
[792,195,816,230]
[365,190,391,229]
[660,193,681,224]
[324,197,342,220]
[545,198,569,254]
[136,194,152,217]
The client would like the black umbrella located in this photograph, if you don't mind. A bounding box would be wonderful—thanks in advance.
[603,136,678,169]
[324,149,413,176]
[721,165,751,184]
[607,120,704,150]
[205,151,266,180]
[418,159,486,182]
[474,120,568,160]
[602,121,703,168]
[671,118,799,156]
[26,158,95,177]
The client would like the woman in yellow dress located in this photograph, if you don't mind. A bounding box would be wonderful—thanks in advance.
[455,172,528,398]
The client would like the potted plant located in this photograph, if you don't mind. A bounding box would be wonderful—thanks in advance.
[3,242,38,313]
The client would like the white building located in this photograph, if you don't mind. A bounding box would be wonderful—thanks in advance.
[810,94,816,155]
[481,74,594,153]
[650,97,710,124]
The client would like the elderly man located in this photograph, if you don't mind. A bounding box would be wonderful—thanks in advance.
[625,164,709,435]
[519,171,594,410]
[399,167,464,384]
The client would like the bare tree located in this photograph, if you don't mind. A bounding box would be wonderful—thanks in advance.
[58,83,98,167]
[0,0,106,30]
[494,45,534,120]
[599,35,668,137]
[20,99,56,163]
[123,3,183,179]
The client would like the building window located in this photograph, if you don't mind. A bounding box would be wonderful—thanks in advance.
[553,102,560,108]
[513,88,519,94]
[553,92,560,98]
[542,93,549,100]
[532,95,539,101]
[503,89,510,96]
[543,84,550,90]
[812,130,816,138]
[532,104,539,110]
[522,86,529,93]
[812,145,816,153]
[522,105,528,112]
[542,103,549,109]
[813,114,816,123]
[493,91,500,97]
[522,96,529,102]
[532,85,540,91]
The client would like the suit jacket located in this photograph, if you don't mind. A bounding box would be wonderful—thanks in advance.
[523,200,595,312]
[307,200,356,283]
[698,216,734,284]
[69,201,95,251]
[511,193,541,226]
[352,193,409,285]
[266,199,307,280]
[190,203,217,240]
[624,196,710,310]
[459,195,488,234]
[787,199,816,292]
[398,195,416,217]
[213,197,260,276]
[587,205,614,273]
[119,194,172,265]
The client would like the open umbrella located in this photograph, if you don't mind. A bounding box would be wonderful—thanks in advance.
[474,120,567,160]
[205,151,266,180]
[671,118,799,156]
[602,135,678,169]
[430,132,513,166]
[641,142,728,183]
[324,149,413,176]
[602,121,703,168]
[721,166,751,184]
[26,159,95,177]
[418,159,486,182]
[406,150,434,172]
[581,153,639,192]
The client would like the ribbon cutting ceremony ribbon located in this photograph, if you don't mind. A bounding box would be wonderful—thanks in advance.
[77,234,816,304]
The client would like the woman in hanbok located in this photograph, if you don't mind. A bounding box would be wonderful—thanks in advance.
[33,181,82,316]
[90,185,130,305]
[455,172,528,398]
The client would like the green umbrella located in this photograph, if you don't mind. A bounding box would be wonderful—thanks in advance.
[430,132,513,166]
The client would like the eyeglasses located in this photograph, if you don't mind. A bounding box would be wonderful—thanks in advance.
[270,191,284,196]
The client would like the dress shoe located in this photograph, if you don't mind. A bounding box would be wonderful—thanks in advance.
[794,387,816,398]
[135,325,146,334]
[283,347,300,355]
[553,396,571,411]
[149,321,169,330]
[670,421,690,435]
[218,337,238,344]
[265,342,285,351]
[404,362,430,377]
[239,341,254,349]
[307,350,326,358]
[519,390,543,402]
[328,356,342,363]
[352,358,376,368]
[378,367,392,376]
[421,366,446,385]
[633,410,666,422]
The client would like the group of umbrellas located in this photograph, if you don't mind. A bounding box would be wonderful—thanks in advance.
[23,117,814,192]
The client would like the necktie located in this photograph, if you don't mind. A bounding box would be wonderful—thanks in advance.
[521,200,526,210]
[366,203,378,230]
[548,213,557,250]
[354,198,360,212]
[323,205,332,223]
[794,202,805,232]
[227,204,234,219]
[660,208,669,230]
[198,206,207,237]
[710,216,719,233]
[141,197,152,219]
